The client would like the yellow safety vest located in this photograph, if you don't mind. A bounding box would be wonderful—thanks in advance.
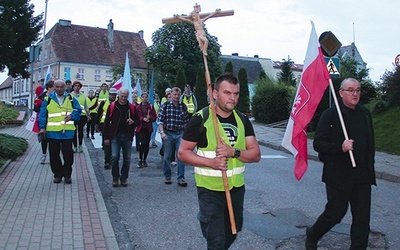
[182,95,195,114]
[74,94,86,116]
[86,97,98,114]
[195,108,246,191]
[98,90,109,103]
[100,100,110,123]
[46,96,76,132]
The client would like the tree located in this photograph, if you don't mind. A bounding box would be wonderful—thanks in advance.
[145,22,222,91]
[224,61,233,73]
[175,68,186,91]
[259,70,267,80]
[380,67,400,108]
[237,67,250,113]
[278,60,296,86]
[195,65,208,109]
[0,0,43,78]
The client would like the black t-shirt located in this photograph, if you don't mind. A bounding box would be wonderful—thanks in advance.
[183,111,255,148]
[117,102,129,133]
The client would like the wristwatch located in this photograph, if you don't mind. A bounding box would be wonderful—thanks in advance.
[233,149,241,158]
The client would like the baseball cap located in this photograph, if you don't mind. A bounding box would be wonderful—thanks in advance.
[109,88,118,94]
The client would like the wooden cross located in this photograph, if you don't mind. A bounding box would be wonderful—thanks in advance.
[162,4,237,234]
[162,3,234,56]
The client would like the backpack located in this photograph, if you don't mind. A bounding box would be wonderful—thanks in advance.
[108,101,135,117]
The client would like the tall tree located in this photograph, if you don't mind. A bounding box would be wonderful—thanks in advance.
[145,22,222,91]
[224,61,233,73]
[0,0,43,78]
[175,68,186,90]
[195,65,208,110]
[278,60,296,86]
[237,67,250,113]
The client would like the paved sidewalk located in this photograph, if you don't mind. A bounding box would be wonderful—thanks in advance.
[0,125,118,249]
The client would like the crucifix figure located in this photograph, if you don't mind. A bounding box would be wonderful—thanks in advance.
[162,3,234,56]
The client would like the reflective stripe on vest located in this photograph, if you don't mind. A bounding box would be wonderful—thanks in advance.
[182,95,195,113]
[98,91,109,103]
[194,108,246,191]
[46,97,76,132]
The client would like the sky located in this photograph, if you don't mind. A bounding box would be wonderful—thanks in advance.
[1,0,399,84]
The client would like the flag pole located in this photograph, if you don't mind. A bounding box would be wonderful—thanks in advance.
[203,54,237,234]
[328,79,356,167]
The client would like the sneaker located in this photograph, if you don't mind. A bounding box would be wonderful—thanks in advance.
[137,160,143,168]
[150,143,158,148]
[142,161,148,168]
[78,145,83,153]
[64,177,72,184]
[104,163,110,169]
[171,161,177,166]
[112,178,119,187]
[177,179,188,187]
[91,135,95,139]
[164,178,172,184]
[53,177,62,184]
[73,146,77,153]
[40,154,46,164]
[120,179,128,187]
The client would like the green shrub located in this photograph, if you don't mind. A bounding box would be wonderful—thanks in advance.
[0,103,19,124]
[252,77,291,123]
[0,133,28,160]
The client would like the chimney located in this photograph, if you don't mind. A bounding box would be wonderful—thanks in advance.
[138,30,144,39]
[58,19,71,26]
[254,55,259,58]
[107,19,114,52]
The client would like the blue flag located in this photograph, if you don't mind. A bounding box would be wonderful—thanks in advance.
[148,70,155,105]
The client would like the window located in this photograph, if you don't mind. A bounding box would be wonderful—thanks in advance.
[64,67,71,81]
[94,70,101,82]
[106,70,112,82]
[77,68,85,80]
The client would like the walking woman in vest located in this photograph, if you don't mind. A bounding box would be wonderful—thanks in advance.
[178,73,260,249]
[38,79,82,184]
[71,81,90,153]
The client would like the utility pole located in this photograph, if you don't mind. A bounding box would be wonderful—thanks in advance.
[40,0,49,79]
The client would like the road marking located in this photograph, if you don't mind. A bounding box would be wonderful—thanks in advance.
[261,155,287,159]
[90,132,162,149]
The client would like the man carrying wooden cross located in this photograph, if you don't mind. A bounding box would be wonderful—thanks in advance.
[179,73,260,248]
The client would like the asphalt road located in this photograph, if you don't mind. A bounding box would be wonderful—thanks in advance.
[86,134,395,250]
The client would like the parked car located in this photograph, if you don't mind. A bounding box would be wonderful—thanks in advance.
[0,99,14,107]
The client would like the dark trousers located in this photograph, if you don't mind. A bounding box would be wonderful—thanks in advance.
[136,128,151,161]
[197,186,245,250]
[73,116,87,147]
[48,139,74,178]
[86,113,97,136]
[41,139,48,154]
[308,183,371,250]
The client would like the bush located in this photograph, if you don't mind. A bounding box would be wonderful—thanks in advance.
[0,133,28,160]
[372,100,388,115]
[0,103,19,125]
[252,77,291,123]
